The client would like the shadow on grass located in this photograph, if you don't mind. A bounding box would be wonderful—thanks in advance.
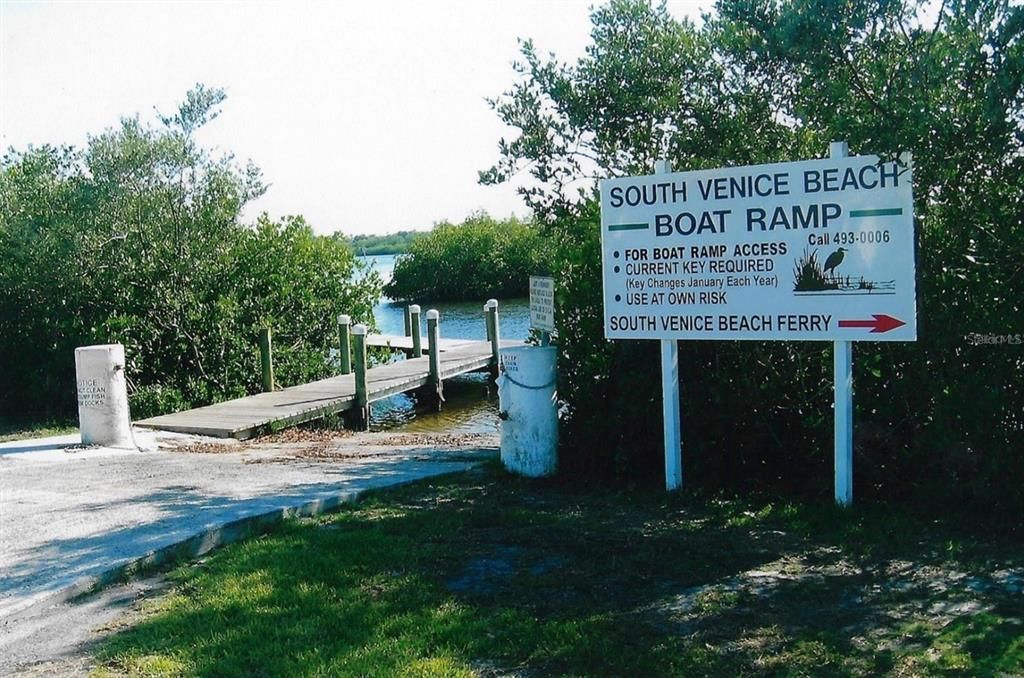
[93,464,1024,677]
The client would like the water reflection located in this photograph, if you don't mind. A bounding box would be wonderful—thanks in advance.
[358,254,529,434]
[369,374,499,434]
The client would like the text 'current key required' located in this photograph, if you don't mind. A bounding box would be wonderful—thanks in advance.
[599,154,917,342]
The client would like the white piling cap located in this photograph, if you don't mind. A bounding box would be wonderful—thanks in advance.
[352,323,368,335]
[409,304,421,314]
[338,314,351,325]
[426,309,439,320]
[75,343,125,356]
[485,299,498,310]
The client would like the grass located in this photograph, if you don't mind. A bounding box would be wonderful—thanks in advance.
[91,463,1023,677]
[0,417,76,443]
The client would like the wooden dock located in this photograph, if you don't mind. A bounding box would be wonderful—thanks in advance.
[136,335,521,440]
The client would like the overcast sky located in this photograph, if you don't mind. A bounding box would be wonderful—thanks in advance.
[1,0,707,235]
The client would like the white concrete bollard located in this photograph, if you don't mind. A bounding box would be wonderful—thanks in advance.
[74,344,135,448]
[496,346,558,477]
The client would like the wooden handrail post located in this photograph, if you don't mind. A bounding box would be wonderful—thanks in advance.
[337,314,352,375]
[404,305,412,337]
[410,304,422,358]
[426,309,444,410]
[350,323,369,431]
[259,327,275,392]
[485,298,500,377]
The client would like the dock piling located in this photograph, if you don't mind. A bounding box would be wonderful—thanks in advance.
[410,304,422,358]
[338,314,352,375]
[259,327,275,392]
[485,299,500,378]
[426,309,444,410]
[349,323,370,430]
[484,302,494,343]
[404,305,412,337]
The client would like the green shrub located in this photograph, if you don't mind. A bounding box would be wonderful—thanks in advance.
[384,213,551,301]
[486,0,1024,520]
[129,385,190,420]
[0,86,381,420]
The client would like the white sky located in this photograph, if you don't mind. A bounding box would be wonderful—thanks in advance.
[1,0,708,235]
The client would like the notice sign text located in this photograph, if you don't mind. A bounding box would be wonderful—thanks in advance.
[529,276,555,333]
[600,154,917,341]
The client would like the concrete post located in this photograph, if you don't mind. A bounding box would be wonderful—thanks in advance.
[259,327,275,392]
[350,323,369,431]
[486,298,500,378]
[409,304,422,358]
[337,314,352,375]
[74,343,134,448]
[426,309,444,410]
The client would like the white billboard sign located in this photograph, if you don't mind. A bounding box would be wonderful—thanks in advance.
[600,154,917,342]
[529,276,555,333]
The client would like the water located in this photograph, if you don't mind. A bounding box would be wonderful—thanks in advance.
[359,254,529,433]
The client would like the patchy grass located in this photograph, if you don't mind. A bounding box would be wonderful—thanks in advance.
[92,463,1023,677]
[0,418,76,443]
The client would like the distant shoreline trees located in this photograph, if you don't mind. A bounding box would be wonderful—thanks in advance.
[383,213,551,301]
[346,230,425,256]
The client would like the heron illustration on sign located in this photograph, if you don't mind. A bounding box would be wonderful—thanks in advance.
[792,245,896,294]
[823,247,847,280]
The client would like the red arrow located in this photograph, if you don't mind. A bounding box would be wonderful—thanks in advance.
[838,314,906,333]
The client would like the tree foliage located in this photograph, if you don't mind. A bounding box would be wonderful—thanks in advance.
[481,0,815,221]
[0,86,380,420]
[485,0,1024,515]
[384,213,551,301]
[347,230,425,255]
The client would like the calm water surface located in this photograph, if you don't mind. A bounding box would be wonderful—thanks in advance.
[358,254,529,433]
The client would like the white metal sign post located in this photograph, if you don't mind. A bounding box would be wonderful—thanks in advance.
[599,145,917,501]
[656,160,683,491]
[830,141,854,505]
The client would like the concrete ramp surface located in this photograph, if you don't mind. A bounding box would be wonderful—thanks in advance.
[0,429,494,621]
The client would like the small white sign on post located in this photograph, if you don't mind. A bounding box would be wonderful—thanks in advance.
[529,275,555,333]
